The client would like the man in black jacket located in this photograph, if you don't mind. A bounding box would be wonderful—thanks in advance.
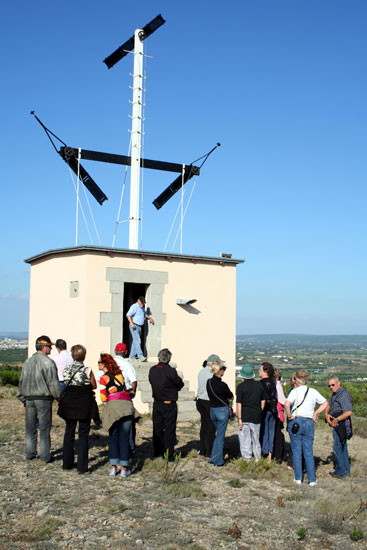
[149,348,184,458]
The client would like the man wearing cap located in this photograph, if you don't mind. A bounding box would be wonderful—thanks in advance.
[236,364,266,462]
[126,296,154,361]
[196,355,220,457]
[114,343,138,397]
[17,335,60,462]
[149,348,184,459]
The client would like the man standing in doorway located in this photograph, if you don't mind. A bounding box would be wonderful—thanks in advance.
[53,339,73,392]
[149,348,184,459]
[325,376,353,479]
[17,335,60,462]
[126,296,154,361]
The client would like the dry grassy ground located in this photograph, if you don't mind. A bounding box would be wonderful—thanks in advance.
[0,387,366,550]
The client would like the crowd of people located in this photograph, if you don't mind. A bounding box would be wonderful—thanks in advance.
[17,334,353,484]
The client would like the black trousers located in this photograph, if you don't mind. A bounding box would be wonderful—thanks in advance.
[273,418,285,461]
[152,401,178,458]
[196,398,216,457]
[63,419,91,473]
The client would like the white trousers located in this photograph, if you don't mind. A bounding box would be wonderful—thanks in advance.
[238,422,261,461]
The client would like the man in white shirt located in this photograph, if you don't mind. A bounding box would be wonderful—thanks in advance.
[114,342,138,453]
[53,339,73,392]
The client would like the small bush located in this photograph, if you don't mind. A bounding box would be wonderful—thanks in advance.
[35,518,62,541]
[108,502,127,514]
[353,417,367,438]
[225,522,241,539]
[228,478,244,488]
[230,457,276,479]
[165,483,205,499]
[350,526,364,542]
[161,451,182,484]
[296,527,307,540]
[0,370,20,386]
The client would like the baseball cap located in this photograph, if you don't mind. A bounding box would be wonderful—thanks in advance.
[36,335,55,347]
[115,343,127,353]
[206,353,225,365]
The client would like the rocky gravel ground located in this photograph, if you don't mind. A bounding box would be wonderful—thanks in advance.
[1,387,367,550]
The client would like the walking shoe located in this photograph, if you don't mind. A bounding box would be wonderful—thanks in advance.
[309,481,318,486]
[109,466,117,476]
[294,479,302,485]
[138,356,147,362]
[329,471,347,479]
[120,468,131,478]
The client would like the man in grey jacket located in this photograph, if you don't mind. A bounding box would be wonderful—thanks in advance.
[17,335,60,462]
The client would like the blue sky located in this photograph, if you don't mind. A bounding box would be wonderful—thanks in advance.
[1,0,366,334]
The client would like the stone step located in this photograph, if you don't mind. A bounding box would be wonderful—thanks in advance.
[178,411,199,423]
[142,387,196,408]
[132,359,197,421]
[137,378,194,395]
[145,403,199,423]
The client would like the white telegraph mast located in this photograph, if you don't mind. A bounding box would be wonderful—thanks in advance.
[129,29,144,249]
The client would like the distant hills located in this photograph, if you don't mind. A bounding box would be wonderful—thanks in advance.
[237,334,367,349]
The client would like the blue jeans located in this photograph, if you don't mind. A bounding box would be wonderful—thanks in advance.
[260,410,276,455]
[209,406,229,466]
[25,399,53,462]
[333,428,350,476]
[108,416,133,467]
[129,324,144,358]
[288,417,316,483]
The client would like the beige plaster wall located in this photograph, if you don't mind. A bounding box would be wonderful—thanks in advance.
[28,251,238,410]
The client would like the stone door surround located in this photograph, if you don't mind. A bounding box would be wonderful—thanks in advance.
[100,267,168,356]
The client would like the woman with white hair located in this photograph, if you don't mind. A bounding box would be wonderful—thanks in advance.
[206,355,233,467]
[284,369,328,486]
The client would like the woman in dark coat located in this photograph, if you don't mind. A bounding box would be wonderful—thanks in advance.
[62,344,96,473]
[259,361,278,460]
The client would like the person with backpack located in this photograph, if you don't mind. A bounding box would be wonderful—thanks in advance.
[259,362,278,460]
[99,353,134,477]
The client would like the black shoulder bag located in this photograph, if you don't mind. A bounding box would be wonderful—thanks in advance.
[57,364,84,420]
[290,388,309,434]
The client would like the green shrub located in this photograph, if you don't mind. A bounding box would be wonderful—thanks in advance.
[229,457,276,480]
[228,478,244,488]
[0,370,20,386]
[296,527,307,540]
[165,482,205,499]
[353,417,367,438]
[354,404,367,419]
[350,526,364,542]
